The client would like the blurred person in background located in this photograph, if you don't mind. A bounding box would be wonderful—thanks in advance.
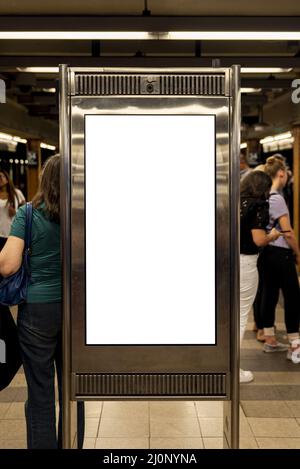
[0,168,25,253]
[240,153,252,180]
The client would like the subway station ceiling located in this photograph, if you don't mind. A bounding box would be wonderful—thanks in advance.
[1,0,300,16]
[0,1,300,143]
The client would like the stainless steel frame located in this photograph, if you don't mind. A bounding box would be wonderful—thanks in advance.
[60,66,240,448]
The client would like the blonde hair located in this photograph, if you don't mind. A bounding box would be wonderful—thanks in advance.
[264,155,286,180]
[253,164,265,172]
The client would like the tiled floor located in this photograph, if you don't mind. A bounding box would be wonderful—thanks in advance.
[1,304,300,449]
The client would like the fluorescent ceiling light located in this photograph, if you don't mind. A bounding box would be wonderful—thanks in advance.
[0,31,300,41]
[241,88,262,93]
[40,142,56,150]
[240,142,247,149]
[42,87,56,93]
[0,31,151,40]
[241,68,292,73]
[0,132,27,144]
[273,131,292,141]
[260,131,293,144]
[167,32,300,41]
[17,67,58,73]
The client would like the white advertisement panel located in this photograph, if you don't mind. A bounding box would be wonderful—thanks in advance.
[85,114,215,344]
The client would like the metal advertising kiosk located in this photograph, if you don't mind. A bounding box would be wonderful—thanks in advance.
[60,65,240,448]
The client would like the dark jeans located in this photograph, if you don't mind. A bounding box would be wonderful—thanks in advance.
[260,245,300,334]
[17,302,84,449]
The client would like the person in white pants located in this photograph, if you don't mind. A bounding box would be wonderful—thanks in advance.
[240,171,281,383]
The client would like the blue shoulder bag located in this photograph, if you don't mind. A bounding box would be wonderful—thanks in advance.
[0,202,33,306]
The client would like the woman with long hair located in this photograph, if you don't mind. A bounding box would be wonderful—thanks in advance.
[0,155,84,448]
[0,168,25,251]
[240,170,281,383]
[259,156,300,362]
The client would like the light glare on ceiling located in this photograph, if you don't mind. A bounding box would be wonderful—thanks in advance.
[0,31,300,41]
[241,68,292,73]
[241,88,262,93]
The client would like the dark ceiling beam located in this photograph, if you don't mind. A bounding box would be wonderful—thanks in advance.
[0,56,300,68]
[242,78,293,89]
[1,16,300,31]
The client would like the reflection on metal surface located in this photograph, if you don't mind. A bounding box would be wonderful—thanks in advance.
[71,94,230,380]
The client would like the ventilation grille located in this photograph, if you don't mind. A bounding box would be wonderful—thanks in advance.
[75,74,141,95]
[74,74,225,96]
[74,373,227,397]
[159,75,224,95]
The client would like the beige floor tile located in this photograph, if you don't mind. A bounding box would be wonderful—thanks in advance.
[199,418,222,437]
[240,437,258,449]
[242,340,264,350]
[85,418,100,438]
[195,401,223,418]
[99,418,149,438]
[240,411,255,438]
[95,438,149,449]
[150,418,200,438]
[269,372,300,385]
[150,402,197,418]
[14,387,27,401]
[102,401,148,419]
[150,437,203,449]
[203,437,223,449]
[85,402,103,418]
[0,387,18,402]
[286,402,300,417]
[9,373,27,388]
[247,372,273,386]
[257,438,300,449]
[0,419,26,439]
[0,439,27,449]
[4,402,25,419]
[248,418,300,438]
[241,400,293,418]
[83,438,96,449]
[0,403,10,419]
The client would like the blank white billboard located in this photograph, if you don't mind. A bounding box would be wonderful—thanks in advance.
[85,114,215,344]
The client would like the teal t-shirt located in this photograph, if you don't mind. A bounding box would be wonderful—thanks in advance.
[10,205,61,303]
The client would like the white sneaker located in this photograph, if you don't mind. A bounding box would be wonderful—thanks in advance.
[287,339,300,364]
[240,369,254,383]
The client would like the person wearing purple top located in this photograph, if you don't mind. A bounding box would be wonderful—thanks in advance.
[260,156,300,363]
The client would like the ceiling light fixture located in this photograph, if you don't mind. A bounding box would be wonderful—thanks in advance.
[260,131,293,144]
[40,142,56,150]
[241,88,262,93]
[260,131,294,152]
[0,132,27,144]
[42,87,56,93]
[0,31,300,41]
[167,32,300,41]
[241,68,292,74]
[17,67,59,73]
